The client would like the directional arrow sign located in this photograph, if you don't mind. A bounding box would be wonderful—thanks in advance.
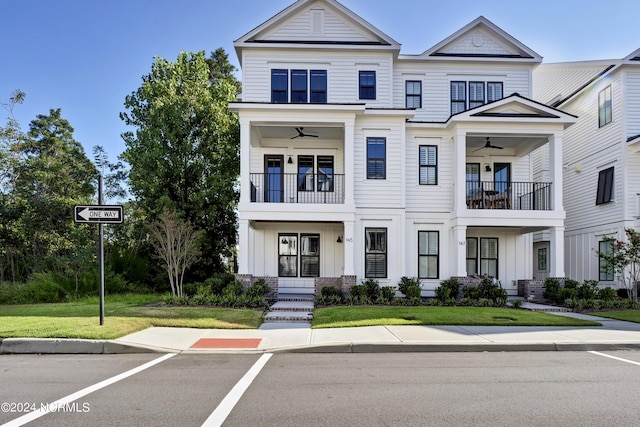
[74,205,124,224]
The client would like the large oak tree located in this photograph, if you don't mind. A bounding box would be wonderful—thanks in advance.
[120,50,240,277]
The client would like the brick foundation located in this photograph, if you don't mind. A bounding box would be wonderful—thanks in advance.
[315,277,343,296]
[341,275,357,295]
[234,274,279,302]
[518,277,566,301]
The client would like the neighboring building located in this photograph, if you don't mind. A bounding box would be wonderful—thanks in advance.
[533,49,640,285]
[231,0,575,296]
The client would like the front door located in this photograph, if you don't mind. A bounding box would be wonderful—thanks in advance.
[264,155,284,203]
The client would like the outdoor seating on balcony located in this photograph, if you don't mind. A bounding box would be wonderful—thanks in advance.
[466,181,552,210]
[250,173,345,204]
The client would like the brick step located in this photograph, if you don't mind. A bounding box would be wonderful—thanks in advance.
[263,311,313,323]
[269,301,314,312]
[277,293,315,303]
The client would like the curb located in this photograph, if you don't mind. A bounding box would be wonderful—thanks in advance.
[0,338,158,354]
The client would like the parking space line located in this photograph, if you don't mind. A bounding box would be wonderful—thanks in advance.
[201,353,273,427]
[588,351,640,366]
[1,353,176,427]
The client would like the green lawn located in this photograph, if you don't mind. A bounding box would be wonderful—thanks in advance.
[312,306,601,328]
[0,294,264,340]
[589,310,640,323]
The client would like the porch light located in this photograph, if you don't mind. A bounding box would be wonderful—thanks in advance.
[281,237,288,244]
[287,156,293,164]
[336,236,343,243]
[485,163,492,172]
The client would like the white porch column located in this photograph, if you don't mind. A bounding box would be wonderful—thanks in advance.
[549,132,564,211]
[452,225,467,277]
[454,129,467,212]
[549,226,565,278]
[343,119,355,205]
[238,219,250,274]
[239,118,251,204]
[343,220,355,276]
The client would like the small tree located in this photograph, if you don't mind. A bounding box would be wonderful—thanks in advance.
[598,228,640,301]
[149,210,202,297]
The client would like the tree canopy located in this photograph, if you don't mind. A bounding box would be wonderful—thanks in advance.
[120,50,240,277]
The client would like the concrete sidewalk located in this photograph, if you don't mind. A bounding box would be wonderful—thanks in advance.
[4,306,640,354]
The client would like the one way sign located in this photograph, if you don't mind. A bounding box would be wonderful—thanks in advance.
[74,205,124,224]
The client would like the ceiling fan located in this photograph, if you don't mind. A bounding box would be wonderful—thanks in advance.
[291,127,318,139]
[473,137,503,152]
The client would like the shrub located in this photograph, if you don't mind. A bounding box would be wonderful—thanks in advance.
[245,279,270,298]
[349,284,367,300]
[557,287,577,302]
[577,280,599,300]
[434,279,460,303]
[321,286,341,298]
[222,281,243,296]
[463,278,507,304]
[617,288,630,299]
[398,276,421,296]
[404,284,422,300]
[564,279,580,289]
[598,286,617,301]
[362,278,381,299]
[543,279,561,301]
[510,299,524,309]
[380,286,396,302]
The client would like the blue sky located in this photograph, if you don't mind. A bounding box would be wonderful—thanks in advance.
[2,0,638,164]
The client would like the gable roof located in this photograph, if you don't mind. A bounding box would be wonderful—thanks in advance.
[447,93,576,126]
[234,0,400,62]
[624,48,640,63]
[416,16,541,62]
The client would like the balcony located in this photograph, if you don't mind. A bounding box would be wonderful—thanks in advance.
[466,181,552,210]
[250,173,345,204]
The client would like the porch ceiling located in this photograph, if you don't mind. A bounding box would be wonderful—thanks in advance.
[466,134,549,156]
[254,124,344,140]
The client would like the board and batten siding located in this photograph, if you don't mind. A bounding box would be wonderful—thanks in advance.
[394,62,532,122]
[262,6,374,43]
[240,49,393,107]
[353,116,405,207]
[561,73,624,234]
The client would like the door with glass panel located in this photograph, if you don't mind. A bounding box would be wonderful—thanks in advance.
[264,155,284,203]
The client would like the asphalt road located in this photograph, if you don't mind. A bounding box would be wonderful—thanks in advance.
[2,351,640,426]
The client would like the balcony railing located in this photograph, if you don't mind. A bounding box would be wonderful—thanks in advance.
[250,173,345,204]
[466,181,552,210]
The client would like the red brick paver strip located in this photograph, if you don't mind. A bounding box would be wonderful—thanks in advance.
[190,338,262,349]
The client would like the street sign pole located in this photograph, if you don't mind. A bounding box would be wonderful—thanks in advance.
[98,175,105,326]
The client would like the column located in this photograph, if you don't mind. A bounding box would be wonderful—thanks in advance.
[343,118,355,206]
[238,219,250,274]
[452,225,467,277]
[239,118,251,204]
[454,129,467,212]
[549,132,563,211]
[343,220,355,276]
[549,226,565,278]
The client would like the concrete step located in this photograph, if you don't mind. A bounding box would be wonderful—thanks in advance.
[263,310,313,323]
[269,301,314,312]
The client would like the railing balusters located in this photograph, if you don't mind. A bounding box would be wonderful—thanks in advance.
[466,180,552,210]
[250,173,345,204]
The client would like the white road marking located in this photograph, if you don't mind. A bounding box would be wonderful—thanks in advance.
[202,353,273,427]
[589,350,640,366]
[1,353,176,427]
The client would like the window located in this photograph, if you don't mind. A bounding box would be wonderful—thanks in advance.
[596,166,614,205]
[598,85,612,127]
[419,145,437,185]
[480,238,498,278]
[317,156,334,192]
[451,81,466,114]
[278,234,297,277]
[487,82,503,102]
[466,237,478,275]
[406,80,422,108]
[599,240,614,281]
[300,234,320,277]
[297,156,314,191]
[418,231,439,279]
[310,70,327,103]
[271,69,288,103]
[359,71,376,100]
[469,81,485,108]
[537,248,547,271]
[365,228,387,278]
[366,137,386,179]
[291,70,307,103]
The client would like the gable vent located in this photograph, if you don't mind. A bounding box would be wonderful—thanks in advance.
[310,9,324,35]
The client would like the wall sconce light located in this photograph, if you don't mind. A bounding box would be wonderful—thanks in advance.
[287,156,293,164]
[484,164,492,172]
[336,236,343,243]
[281,237,288,245]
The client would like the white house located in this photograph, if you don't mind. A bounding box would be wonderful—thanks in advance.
[231,0,576,296]
[533,49,640,286]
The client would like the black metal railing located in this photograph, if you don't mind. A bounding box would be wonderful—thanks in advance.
[466,181,552,210]
[250,173,345,204]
